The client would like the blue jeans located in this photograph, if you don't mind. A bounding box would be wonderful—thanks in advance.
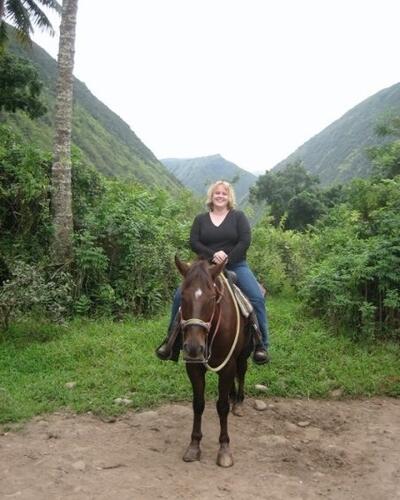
[169,260,269,348]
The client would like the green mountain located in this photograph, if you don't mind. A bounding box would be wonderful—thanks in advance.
[161,154,257,204]
[2,35,181,190]
[273,82,400,186]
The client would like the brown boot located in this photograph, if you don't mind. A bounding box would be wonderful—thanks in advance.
[248,311,270,365]
[155,312,181,361]
[253,344,270,365]
[155,339,172,360]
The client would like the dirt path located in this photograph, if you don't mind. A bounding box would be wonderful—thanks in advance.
[1,397,400,500]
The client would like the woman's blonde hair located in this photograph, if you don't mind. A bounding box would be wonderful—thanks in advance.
[206,180,237,211]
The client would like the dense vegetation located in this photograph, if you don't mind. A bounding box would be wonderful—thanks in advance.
[0,125,198,329]
[1,117,399,342]
[2,92,400,336]
[248,128,400,341]
[250,161,339,230]
[0,51,47,118]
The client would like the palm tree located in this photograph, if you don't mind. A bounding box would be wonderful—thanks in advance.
[0,0,61,49]
[51,0,78,264]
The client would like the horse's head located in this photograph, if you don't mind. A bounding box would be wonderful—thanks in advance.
[175,255,225,362]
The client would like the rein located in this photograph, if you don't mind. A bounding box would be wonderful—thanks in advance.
[206,273,240,373]
[180,273,240,373]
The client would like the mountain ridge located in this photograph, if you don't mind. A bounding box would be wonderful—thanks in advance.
[161,154,257,204]
[272,82,400,185]
[3,33,181,190]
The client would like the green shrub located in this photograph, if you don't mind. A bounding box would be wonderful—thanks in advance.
[0,125,52,266]
[0,127,197,319]
[0,261,73,330]
[302,177,400,339]
[248,217,312,294]
[73,181,191,316]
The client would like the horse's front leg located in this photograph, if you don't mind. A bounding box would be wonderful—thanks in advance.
[183,363,206,462]
[216,362,236,467]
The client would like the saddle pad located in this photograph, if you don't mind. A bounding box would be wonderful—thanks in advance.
[219,273,253,318]
[232,283,253,318]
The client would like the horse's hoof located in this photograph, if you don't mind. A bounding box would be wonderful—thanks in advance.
[232,403,244,417]
[216,450,234,467]
[183,445,201,462]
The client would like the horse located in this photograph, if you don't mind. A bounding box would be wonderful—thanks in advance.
[175,255,252,467]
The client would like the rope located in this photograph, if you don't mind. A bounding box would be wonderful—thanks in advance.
[205,273,240,373]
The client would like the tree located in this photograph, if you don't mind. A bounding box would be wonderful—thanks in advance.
[286,191,325,230]
[0,51,46,117]
[51,0,78,264]
[0,0,61,50]
[250,161,321,228]
[367,115,400,179]
[368,142,400,180]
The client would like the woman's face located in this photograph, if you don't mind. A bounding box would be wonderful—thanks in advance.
[212,184,229,210]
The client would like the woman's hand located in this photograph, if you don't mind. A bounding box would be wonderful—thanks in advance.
[212,250,228,264]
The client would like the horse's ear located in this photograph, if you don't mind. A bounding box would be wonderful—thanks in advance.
[209,259,226,280]
[175,254,190,276]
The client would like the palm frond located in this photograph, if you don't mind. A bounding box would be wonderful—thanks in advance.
[22,0,56,35]
[36,0,62,14]
[5,0,32,44]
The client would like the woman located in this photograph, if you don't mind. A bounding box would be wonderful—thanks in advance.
[156,180,269,363]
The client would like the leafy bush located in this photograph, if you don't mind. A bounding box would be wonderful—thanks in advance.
[250,161,326,230]
[0,126,196,322]
[248,217,312,294]
[0,53,47,118]
[0,261,72,330]
[73,181,192,316]
[302,177,400,339]
[0,125,52,266]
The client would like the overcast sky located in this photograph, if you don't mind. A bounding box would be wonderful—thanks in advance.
[33,0,400,174]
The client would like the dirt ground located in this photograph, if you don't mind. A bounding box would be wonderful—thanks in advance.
[1,397,399,500]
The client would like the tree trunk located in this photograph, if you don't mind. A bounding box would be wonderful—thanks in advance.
[51,0,78,265]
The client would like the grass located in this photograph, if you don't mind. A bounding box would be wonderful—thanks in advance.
[0,296,399,424]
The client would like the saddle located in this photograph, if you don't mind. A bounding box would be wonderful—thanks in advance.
[223,271,253,318]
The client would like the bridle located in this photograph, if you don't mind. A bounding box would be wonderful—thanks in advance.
[180,279,224,330]
[179,273,241,372]
[180,278,224,358]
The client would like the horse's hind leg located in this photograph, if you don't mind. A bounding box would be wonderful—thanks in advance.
[216,363,236,467]
[232,355,248,417]
[183,364,206,462]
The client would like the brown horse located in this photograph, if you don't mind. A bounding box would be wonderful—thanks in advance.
[175,256,252,467]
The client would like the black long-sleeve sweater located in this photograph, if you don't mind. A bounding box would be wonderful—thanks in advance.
[189,209,251,264]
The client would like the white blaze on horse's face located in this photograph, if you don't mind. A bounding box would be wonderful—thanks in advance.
[194,288,203,300]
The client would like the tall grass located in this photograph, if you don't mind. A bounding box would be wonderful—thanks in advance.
[0,296,399,424]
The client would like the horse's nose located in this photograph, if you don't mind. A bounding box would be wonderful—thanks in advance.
[183,341,204,359]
